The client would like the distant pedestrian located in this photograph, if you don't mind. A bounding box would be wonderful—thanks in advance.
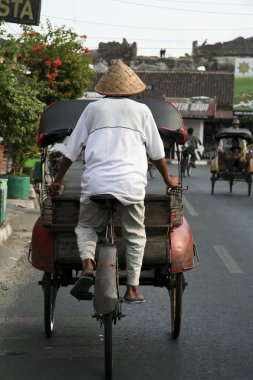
[232,118,240,129]
[160,48,166,58]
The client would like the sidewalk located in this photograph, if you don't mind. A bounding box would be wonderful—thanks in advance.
[0,188,40,281]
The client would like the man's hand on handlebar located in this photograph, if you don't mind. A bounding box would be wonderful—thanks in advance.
[166,175,180,189]
[48,181,64,197]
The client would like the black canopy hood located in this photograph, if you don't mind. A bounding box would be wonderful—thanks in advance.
[39,98,185,147]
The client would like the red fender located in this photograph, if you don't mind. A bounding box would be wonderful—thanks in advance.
[31,216,55,273]
[170,217,194,273]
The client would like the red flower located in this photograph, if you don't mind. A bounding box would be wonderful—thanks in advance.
[33,44,41,51]
[84,47,91,54]
[46,73,57,81]
[22,32,27,37]
[64,79,71,85]
[30,32,36,37]
[53,59,62,67]
[44,60,51,67]
[17,52,22,58]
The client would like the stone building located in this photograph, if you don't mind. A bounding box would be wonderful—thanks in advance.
[192,37,253,71]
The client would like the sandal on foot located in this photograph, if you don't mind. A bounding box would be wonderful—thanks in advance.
[122,294,145,304]
[70,273,95,299]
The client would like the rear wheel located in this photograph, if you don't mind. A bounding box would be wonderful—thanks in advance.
[247,173,252,196]
[104,313,113,380]
[186,159,191,176]
[169,273,184,339]
[229,178,233,193]
[181,160,186,178]
[42,272,59,338]
[211,173,216,195]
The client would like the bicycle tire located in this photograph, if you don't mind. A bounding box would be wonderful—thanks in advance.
[186,159,191,176]
[247,173,252,196]
[229,178,233,193]
[104,313,113,380]
[181,161,186,178]
[211,173,216,195]
[169,273,183,339]
[43,272,58,338]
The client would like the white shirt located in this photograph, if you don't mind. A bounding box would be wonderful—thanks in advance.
[64,97,165,205]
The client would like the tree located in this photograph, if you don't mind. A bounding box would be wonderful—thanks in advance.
[0,62,45,174]
[0,21,94,173]
[10,20,95,104]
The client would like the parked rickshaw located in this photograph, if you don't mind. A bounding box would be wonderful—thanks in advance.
[210,127,253,195]
[29,98,199,380]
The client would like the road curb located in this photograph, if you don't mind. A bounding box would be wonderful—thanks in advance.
[0,194,39,244]
[0,222,12,244]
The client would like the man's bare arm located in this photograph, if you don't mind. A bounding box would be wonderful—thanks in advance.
[151,158,179,188]
[48,156,73,196]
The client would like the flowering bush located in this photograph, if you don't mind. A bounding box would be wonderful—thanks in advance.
[0,20,94,172]
[0,62,45,173]
[11,20,95,104]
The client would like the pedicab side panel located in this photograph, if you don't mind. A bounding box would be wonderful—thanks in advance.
[50,195,171,268]
[170,217,194,273]
[42,192,195,273]
[31,216,55,272]
[54,230,169,268]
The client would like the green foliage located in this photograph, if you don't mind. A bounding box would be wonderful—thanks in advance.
[0,20,95,172]
[11,20,95,104]
[0,62,45,173]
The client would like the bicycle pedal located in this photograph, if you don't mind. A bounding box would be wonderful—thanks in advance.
[75,292,93,301]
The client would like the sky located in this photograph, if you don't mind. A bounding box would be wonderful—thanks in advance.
[4,0,253,58]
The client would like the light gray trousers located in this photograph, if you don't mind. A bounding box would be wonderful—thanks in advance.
[75,199,146,286]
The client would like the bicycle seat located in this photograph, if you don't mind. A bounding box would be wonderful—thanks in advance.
[90,194,121,206]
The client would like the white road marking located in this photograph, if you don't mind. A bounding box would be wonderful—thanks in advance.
[213,245,243,273]
[183,196,199,216]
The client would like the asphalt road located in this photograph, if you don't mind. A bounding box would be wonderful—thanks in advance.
[1,164,253,380]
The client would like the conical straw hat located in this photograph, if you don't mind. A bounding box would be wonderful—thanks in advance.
[95,59,146,96]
